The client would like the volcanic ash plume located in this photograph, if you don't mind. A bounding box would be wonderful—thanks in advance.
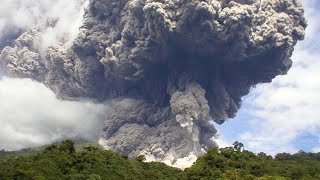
[0,0,306,167]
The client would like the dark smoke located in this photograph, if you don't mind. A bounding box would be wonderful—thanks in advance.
[0,0,306,167]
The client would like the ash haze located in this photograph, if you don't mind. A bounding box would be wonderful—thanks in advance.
[0,0,311,169]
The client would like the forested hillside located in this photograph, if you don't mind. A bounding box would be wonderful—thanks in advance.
[1,141,320,179]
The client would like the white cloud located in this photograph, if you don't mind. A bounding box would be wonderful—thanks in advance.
[236,0,320,155]
[0,77,108,151]
[312,146,320,153]
[0,0,87,51]
[0,0,100,151]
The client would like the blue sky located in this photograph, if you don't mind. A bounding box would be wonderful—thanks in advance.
[216,0,320,155]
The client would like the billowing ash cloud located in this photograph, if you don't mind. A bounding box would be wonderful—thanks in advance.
[0,0,306,167]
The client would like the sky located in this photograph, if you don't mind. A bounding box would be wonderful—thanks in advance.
[216,0,320,155]
[0,0,319,156]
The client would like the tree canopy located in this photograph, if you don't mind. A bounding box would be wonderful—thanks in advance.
[1,140,320,179]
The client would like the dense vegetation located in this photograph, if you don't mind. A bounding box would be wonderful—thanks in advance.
[1,141,320,179]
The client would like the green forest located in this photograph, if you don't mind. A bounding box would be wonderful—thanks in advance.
[1,140,320,180]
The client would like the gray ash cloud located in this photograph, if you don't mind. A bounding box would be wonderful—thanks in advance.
[0,0,306,165]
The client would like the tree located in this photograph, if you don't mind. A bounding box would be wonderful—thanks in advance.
[58,140,76,154]
[233,141,244,152]
[2,141,320,179]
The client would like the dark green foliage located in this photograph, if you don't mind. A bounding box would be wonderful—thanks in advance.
[0,140,184,179]
[185,143,320,180]
[1,141,320,180]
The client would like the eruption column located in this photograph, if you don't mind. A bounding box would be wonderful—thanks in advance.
[0,0,306,166]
